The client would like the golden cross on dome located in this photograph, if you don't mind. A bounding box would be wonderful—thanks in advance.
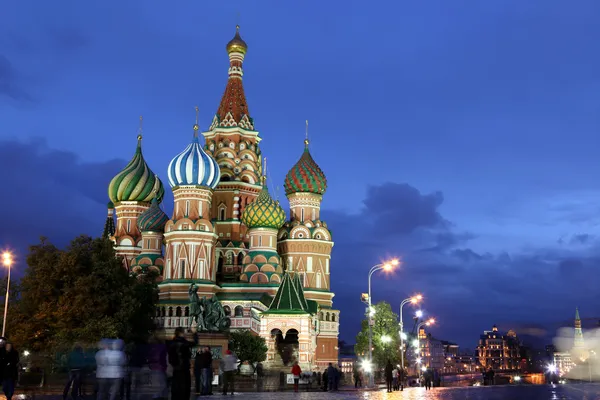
[137,115,143,141]
[305,119,309,147]
[262,157,267,185]
[194,106,200,132]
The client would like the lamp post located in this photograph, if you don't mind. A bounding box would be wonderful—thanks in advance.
[366,259,399,387]
[399,295,422,379]
[2,252,12,338]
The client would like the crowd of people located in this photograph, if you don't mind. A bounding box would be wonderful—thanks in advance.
[61,327,239,400]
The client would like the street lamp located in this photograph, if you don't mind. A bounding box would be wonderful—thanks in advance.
[1,251,12,338]
[366,258,399,387]
[381,335,392,344]
[399,294,422,380]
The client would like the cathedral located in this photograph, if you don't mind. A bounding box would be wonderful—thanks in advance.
[103,26,339,371]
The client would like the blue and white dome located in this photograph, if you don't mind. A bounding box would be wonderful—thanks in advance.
[168,130,220,189]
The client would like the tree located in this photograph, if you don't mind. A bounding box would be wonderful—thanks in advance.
[228,329,268,372]
[355,301,400,369]
[8,236,158,354]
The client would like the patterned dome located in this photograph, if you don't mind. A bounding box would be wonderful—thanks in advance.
[284,141,327,196]
[168,128,220,189]
[138,197,169,232]
[241,184,286,230]
[108,136,165,204]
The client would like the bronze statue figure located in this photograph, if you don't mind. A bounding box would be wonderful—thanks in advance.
[188,283,230,332]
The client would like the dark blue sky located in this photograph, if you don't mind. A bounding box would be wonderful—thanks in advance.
[2,0,600,348]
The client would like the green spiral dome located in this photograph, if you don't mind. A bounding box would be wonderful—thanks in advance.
[241,184,286,230]
[108,136,165,204]
[283,141,327,196]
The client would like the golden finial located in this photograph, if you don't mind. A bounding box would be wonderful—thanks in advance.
[137,115,143,141]
[193,106,200,132]
[262,157,267,185]
[226,24,248,54]
[304,119,309,147]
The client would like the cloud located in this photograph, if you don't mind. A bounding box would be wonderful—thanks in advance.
[0,138,124,269]
[326,182,600,347]
[0,55,33,101]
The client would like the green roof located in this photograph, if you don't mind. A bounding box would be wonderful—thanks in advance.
[292,273,309,311]
[265,272,309,314]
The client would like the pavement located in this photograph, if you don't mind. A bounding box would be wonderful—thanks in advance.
[8,383,600,399]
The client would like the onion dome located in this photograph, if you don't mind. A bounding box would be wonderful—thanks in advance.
[137,197,169,232]
[284,140,327,196]
[167,125,220,189]
[241,182,286,230]
[226,25,247,54]
[108,135,165,204]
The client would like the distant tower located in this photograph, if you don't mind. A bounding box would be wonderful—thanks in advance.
[240,172,286,285]
[130,194,169,279]
[108,131,165,270]
[574,307,585,351]
[278,126,334,307]
[162,118,221,300]
[202,26,263,280]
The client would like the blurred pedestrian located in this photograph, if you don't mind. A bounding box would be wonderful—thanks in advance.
[147,335,167,400]
[384,360,393,393]
[96,339,127,400]
[291,361,302,392]
[221,350,237,395]
[63,344,87,400]
[1,342,19,400]
[168,328,194,400]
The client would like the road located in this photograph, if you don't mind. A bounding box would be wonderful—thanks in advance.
[213,383,600,399]
[9,383,600,399]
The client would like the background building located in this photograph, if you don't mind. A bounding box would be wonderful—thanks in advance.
[477,325,521,371]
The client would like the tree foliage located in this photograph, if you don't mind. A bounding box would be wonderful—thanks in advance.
[355,301,400,369]
[7,236,158,353]
[228,329,268,370]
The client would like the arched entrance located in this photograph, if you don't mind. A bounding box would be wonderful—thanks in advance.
[271,328,299,366]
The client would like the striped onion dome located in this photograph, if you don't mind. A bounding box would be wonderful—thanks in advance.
[108,136,165,204]
[283,140,327,196]
[241,182,286,230]
[167,127,220,189]
[137,197,169,232]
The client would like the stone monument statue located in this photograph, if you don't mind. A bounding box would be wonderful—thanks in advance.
[188,283,231,332]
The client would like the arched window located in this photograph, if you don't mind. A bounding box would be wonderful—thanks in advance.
[300,208,304,221]
[326,313,330,321]
[184,307,190,317]
[331,313,336,322]
[320,312,324,321]
[234,306,244,317]
[237,252,244,266]
[176,307,182,317]
[168,307,173,317]
[185,200,190,216]
[161,307,166,317]
[219,208,226,221]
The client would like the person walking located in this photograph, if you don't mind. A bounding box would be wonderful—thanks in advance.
[384,360,393,393]
[147,335,167,400]
[63,344,87,400]
[96,339,127,400]
[392,366,398,391]
[1,342,19,400]
[291,361,302,392]
[221,350,237,395]
[168,328,196,400]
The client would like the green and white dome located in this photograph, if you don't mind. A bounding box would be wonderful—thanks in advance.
[108,135,164,204]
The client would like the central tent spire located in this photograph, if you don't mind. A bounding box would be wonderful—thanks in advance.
[210,25,253,131]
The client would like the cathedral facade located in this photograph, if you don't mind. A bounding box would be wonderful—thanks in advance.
[104,26,339,371]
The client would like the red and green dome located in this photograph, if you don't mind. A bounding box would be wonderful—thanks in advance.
[284,141,327,196]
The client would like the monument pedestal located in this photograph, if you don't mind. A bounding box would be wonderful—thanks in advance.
[187,331,230,364]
